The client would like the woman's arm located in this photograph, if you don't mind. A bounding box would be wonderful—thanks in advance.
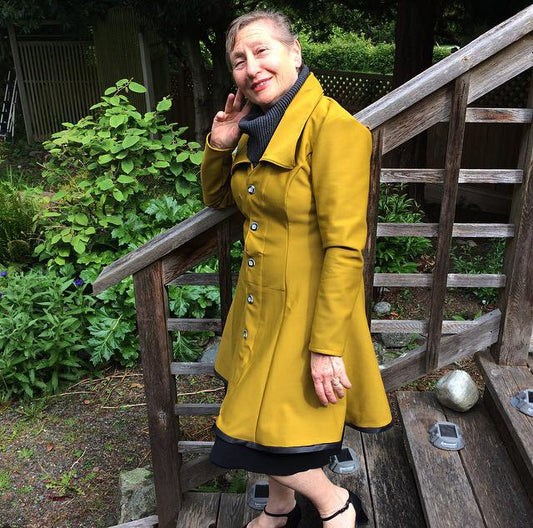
[308,106,372,357]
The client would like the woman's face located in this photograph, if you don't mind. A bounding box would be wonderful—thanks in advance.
[230,20,302,112]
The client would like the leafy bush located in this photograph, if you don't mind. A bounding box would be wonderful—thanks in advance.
[375,184,432,273]
[450,238,505,305]
[0,175,41,264]
[0,268,93,401]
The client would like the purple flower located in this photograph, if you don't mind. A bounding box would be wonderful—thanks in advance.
[0,292,3,298]
[73,278,84,287]
[0,271,7,278]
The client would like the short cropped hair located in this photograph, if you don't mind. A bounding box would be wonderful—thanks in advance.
[225,10,300,71]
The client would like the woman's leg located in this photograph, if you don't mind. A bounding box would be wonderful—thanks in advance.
[247,468,355,527]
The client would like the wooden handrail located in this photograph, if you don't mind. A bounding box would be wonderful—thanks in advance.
[92,4,533,295]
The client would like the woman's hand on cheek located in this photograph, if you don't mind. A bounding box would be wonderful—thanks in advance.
[310,351,352,406]
[210,88,252,150]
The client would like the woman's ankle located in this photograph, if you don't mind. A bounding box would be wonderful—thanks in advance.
[265,496,297,514]
[315,485,349,518]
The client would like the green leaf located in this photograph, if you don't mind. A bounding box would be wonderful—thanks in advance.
[97,178,114,190]
[176,151,189,162]
[52,189,67,200]
[117,175,135,184]
[113,189,124,201]
[121,158,134,174]
[110,114,126,128]
[75,213,89,226]
[73,238,87,254]
[190,151,203,165]
[104,86,116,95]
[156,98,172,111]
[98,154,113,164]
[122,135,140,149]
[154,160,169,168]
[128,81,147,93]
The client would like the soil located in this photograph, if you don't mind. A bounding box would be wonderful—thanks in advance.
[0,285,490,528]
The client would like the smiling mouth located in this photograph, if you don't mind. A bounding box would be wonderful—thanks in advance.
[251,78,271,91]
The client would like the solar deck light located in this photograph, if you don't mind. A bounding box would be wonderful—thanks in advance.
[328,446,360,474]
[510,388,533,417]
[428,421,465,451]
[248,481,269,510]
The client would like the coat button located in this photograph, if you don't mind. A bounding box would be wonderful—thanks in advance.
[250,221,258,231]
[243,328,248,338]
[248,184,256,194]
[247,294,254,304]
[248,258,255,267]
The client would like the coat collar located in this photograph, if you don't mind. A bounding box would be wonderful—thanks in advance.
[231,72,324,172]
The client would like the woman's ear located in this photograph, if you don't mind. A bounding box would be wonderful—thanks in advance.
[292,39,303,69]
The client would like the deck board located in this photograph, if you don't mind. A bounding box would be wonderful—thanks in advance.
[175,491,219,527]
[397,390,485,527]
[363,421,426,528]
[217,492,246,528]
[443,397,533,527]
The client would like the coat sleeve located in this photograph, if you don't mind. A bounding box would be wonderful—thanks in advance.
[308,108,372,357]
[200,132,236,209]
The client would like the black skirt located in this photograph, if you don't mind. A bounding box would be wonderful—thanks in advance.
[209,432,343,476]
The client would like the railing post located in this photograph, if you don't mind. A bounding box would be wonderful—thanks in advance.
[491,73,533,365]
[426,73,470,372]
[365,127,383,325]
[133,261,182,528]
[217,218,233,329]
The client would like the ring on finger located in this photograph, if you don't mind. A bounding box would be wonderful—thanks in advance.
[332,377,342,387]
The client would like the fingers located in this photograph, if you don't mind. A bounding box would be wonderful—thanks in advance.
[223,92,235,115]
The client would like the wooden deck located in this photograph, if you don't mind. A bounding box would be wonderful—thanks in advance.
[110,349,533,528]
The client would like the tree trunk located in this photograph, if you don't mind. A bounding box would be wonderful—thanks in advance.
[180,34,212,143]
[391,0,440,206]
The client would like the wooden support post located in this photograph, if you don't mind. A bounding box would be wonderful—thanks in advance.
[491,74,533,365]
[217,218,233,330]
[365,127,383,325]
[7,25,33,142]
[133,261,182,528]
[426,73,470,372]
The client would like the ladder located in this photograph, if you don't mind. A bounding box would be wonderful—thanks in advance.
[0,71,18,142]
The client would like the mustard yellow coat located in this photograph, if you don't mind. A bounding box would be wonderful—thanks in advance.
[200,72,393,453]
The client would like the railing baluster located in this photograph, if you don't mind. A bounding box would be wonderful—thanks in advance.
[133,262,182,528]
[366,127,383,324]
[217,218,233,330]
[426,73,471,372]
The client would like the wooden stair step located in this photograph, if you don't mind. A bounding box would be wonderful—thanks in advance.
[176,491,219,527]
[397,390,485,527]
[398,389,533,528]
[217,492,246,528]
[475,348,533,501]
[362,417,426,527]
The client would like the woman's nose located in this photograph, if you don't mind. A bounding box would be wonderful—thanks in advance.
[246,55,261,78]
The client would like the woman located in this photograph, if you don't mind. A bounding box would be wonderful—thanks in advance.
[200,9,393,528]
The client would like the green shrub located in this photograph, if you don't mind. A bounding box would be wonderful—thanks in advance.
[0,175,41,264]
[375,184,432,273]
[0,267,93,401]
[450,238,505,305]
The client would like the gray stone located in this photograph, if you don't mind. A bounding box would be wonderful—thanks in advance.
[200,336,220,363]
[435,370,479,412]
[373,341,387,365]
[380,332,414,348]
[117,467,156,523]
[373,301,392,315]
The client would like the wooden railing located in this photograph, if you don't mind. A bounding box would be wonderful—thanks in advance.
[93,6,533,527]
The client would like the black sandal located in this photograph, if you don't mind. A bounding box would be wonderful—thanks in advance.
[319,490,369,527]
[242,501,301,528]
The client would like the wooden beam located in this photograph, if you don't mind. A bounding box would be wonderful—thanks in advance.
[377,222,513,237]
[138,31,155,112]
[380,168,523,184]
[426,73,470,372]
[133,262,182,528]
[365,128,383,324]
[180,454,228,492]
[491,74,533,365]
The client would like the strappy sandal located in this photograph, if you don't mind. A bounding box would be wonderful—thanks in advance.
[242,501,301,528]
[319,490,369,527]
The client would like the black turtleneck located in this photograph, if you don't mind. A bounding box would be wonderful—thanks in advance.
[238,64,310,166]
